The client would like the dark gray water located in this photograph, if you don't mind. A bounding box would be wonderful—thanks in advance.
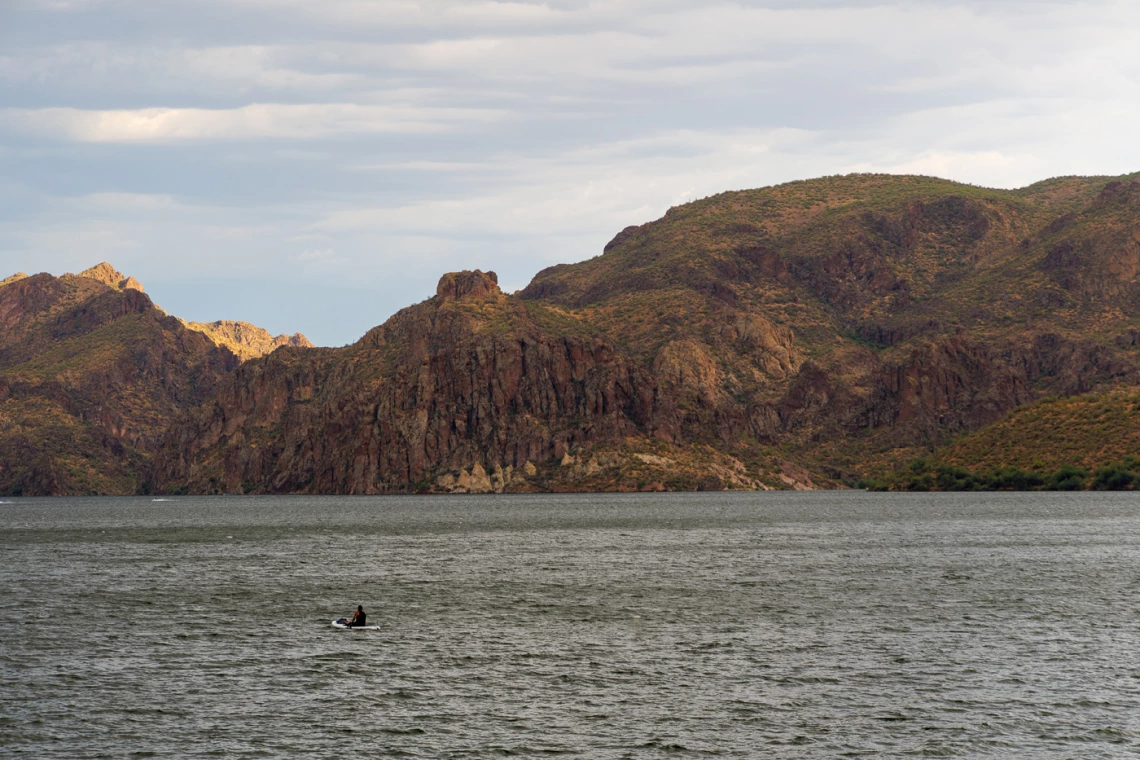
[3,492,1140,758]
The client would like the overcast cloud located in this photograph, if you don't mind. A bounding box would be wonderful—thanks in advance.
[2,0,1139,345]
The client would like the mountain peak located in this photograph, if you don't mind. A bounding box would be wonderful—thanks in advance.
[1,272,28,287]
[77,262,144,293]
[436,270,499,302]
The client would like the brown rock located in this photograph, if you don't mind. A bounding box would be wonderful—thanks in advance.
[653,340,722,407]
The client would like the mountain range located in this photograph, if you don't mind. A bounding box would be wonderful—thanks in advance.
[0,264,309,495]
[5,171,1140,495]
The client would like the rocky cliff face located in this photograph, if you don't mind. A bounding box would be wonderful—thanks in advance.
[153,271,668,493]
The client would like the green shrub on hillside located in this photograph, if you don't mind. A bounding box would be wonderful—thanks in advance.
[934,465,980,491]
[1091,457,1140,490]
[871,459,1123,492]
[1048,465,1089,491]
[987,467,1045,491]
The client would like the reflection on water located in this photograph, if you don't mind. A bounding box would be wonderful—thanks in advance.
[2,491,1140,758]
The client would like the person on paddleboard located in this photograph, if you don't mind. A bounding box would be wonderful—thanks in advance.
[346,605,366,627]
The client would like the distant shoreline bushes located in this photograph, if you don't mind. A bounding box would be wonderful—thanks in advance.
[858,456,1140,491]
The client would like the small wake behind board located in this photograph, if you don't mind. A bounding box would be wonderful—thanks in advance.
[332,618,381,630]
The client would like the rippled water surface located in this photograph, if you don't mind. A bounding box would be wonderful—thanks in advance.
[3,492,1140,757]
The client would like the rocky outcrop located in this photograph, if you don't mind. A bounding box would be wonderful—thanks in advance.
[797,237,910,311]
[726,313,800,379]
[653,339,724,407]
[71,264,309,362]
[436,269,500,301]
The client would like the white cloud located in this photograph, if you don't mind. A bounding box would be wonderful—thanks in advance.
[314,128,814,241]
[32,0,97,9]
[294,248,334,261]
[223,0,576,29]
[0,102,501,143]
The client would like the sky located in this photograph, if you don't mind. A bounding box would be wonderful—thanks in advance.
[2,1,1139,346]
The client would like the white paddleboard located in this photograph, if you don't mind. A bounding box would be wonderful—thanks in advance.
[332,618,381,630]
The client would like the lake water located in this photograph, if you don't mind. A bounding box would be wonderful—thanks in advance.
[2,491,1140,758]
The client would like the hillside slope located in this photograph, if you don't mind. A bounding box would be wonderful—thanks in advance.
[521,172,1140,473]
[852,388,1140,491]
[925,390,1140,483]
